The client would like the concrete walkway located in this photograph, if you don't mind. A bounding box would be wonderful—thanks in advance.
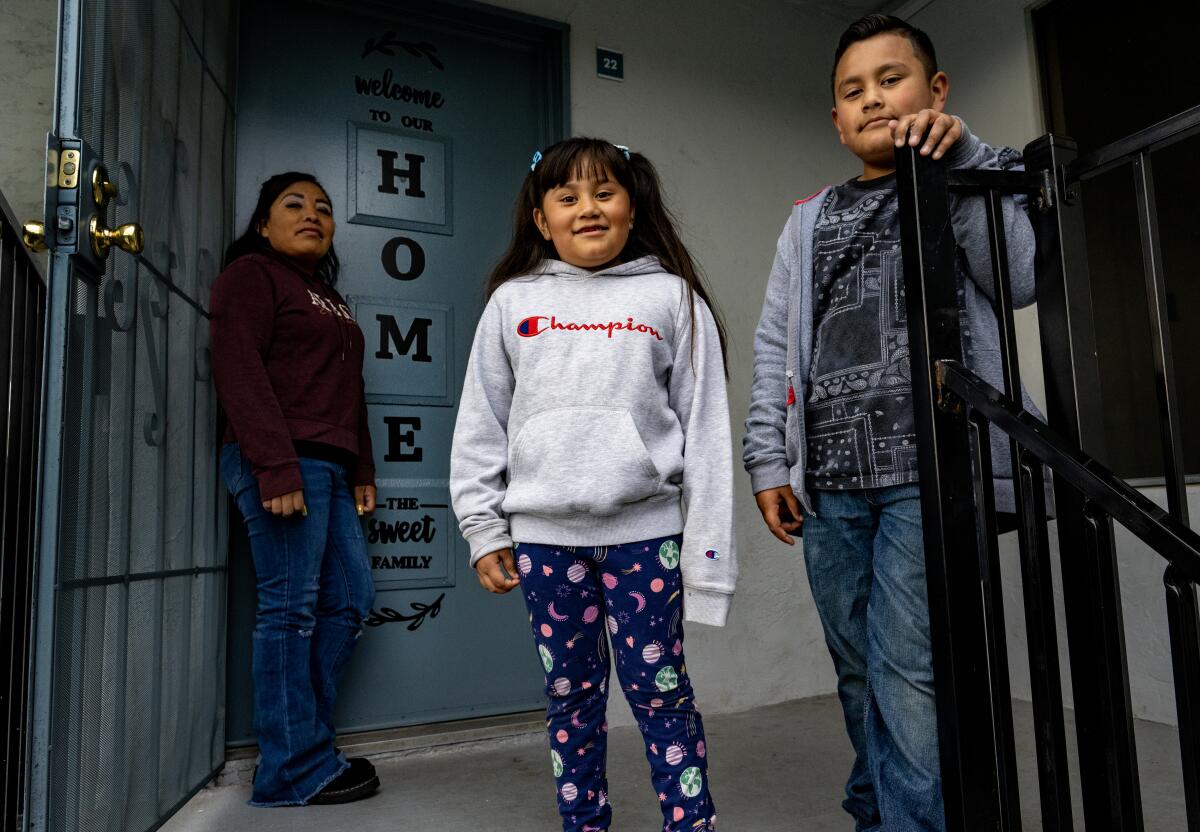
[164,695,1185,831]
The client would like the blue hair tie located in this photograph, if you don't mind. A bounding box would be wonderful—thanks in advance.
[530,144,628,172]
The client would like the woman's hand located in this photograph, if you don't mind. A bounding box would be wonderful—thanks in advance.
[475,549,520,594]
[263,489,307,517]
[355,484,377,516]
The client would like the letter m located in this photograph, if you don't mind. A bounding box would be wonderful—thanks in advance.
[377,315,433,362]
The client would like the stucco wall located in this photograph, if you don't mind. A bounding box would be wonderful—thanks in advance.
[0,0,57,243]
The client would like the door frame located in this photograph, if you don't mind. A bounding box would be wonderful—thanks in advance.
[221,0,572,743]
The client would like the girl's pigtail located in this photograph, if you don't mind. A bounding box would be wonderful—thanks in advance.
[623,153,730,378]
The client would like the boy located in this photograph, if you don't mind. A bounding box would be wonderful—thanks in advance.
[742,14,1037,832]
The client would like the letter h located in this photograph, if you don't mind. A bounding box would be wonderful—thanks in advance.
[377,149,427,198]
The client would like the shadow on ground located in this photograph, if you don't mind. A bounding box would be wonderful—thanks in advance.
[163,695,1185,831]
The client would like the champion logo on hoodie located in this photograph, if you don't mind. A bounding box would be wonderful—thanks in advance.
[516,315,664,341]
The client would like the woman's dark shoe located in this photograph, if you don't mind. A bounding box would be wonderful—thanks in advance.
[307,757,379,805]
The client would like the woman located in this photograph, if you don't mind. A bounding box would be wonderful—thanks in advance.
[211,172,379,806]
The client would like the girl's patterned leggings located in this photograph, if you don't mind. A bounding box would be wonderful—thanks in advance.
[515,534,716,832]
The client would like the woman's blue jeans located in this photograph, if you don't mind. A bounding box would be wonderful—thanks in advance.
[801,483,946,832]
[220,443,375,806]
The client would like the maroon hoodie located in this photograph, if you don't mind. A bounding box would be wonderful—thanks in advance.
[210,251,375,500]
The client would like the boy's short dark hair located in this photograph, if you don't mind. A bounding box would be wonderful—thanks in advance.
[831,14,938,94]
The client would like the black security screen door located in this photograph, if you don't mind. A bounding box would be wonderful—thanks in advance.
[26,1,236,829]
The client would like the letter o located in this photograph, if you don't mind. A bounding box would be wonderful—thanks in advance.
[381,236,426,281]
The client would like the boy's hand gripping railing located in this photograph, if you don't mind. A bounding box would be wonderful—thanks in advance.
[897,111,1200,832]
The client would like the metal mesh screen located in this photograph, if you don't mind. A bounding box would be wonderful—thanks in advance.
[46,0,235,828]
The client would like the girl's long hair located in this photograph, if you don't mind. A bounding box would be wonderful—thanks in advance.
[222,171,340,286]
[486,138,728,371]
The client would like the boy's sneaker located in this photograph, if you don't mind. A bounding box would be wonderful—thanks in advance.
[307,757,379,805]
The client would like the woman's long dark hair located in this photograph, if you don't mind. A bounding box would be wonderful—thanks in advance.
[222,171,340,286]
[486,138,728,371]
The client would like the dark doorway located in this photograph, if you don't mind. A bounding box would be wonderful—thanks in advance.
[1033,0,1200,480]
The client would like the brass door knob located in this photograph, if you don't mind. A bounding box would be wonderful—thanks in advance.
[22,221,48,252]
[92,166,119,208]
[89,215,144,259]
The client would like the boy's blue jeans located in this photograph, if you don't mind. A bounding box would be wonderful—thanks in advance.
[802,483,945,832]
[220,443,376,806]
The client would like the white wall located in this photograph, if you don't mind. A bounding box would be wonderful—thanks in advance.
[483,0,867,722]
[0,0,57,237]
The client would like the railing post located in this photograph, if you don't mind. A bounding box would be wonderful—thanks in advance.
[1164,564,1200,829]
[1023,135,1105,458]
[896,143,1002,831]
[981,153,1073,832]
[1025,134,1144,831]
[1130,153,1189,526]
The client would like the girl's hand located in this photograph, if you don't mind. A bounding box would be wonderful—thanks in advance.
[475,549,520,594]
[263,489,307,518]
[754,485,804,545]
[355,484,377,516]
[890,110,962,160]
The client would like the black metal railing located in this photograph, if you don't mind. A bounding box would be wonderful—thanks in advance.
[0,190,47,832]
[897,105,1200,832]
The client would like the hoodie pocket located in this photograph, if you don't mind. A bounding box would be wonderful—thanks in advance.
[503,406,662,517]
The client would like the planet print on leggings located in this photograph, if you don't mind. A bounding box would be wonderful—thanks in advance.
[553,677,571,696]
[551,748,564,777]
[539,644,554,673]
[561,782,578,802]
[642,640,664,663]
[567,562,587,583]
[655,665,679,692]
[679,766,703,798]
[517,553,532,575]
[665,742,685,765]
[658,540,680,569]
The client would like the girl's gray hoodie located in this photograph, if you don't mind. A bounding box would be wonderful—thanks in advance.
[450,256,737,627]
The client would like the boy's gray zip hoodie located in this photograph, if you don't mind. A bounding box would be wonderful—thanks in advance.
[450,256,737,627]
[743,122,1043,515]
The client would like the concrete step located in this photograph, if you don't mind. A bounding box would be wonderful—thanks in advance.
[216,709,545,787]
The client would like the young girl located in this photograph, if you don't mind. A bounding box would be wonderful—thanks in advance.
[450,138,735,832]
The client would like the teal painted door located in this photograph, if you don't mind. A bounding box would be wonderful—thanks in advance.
[226,0,567,739]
